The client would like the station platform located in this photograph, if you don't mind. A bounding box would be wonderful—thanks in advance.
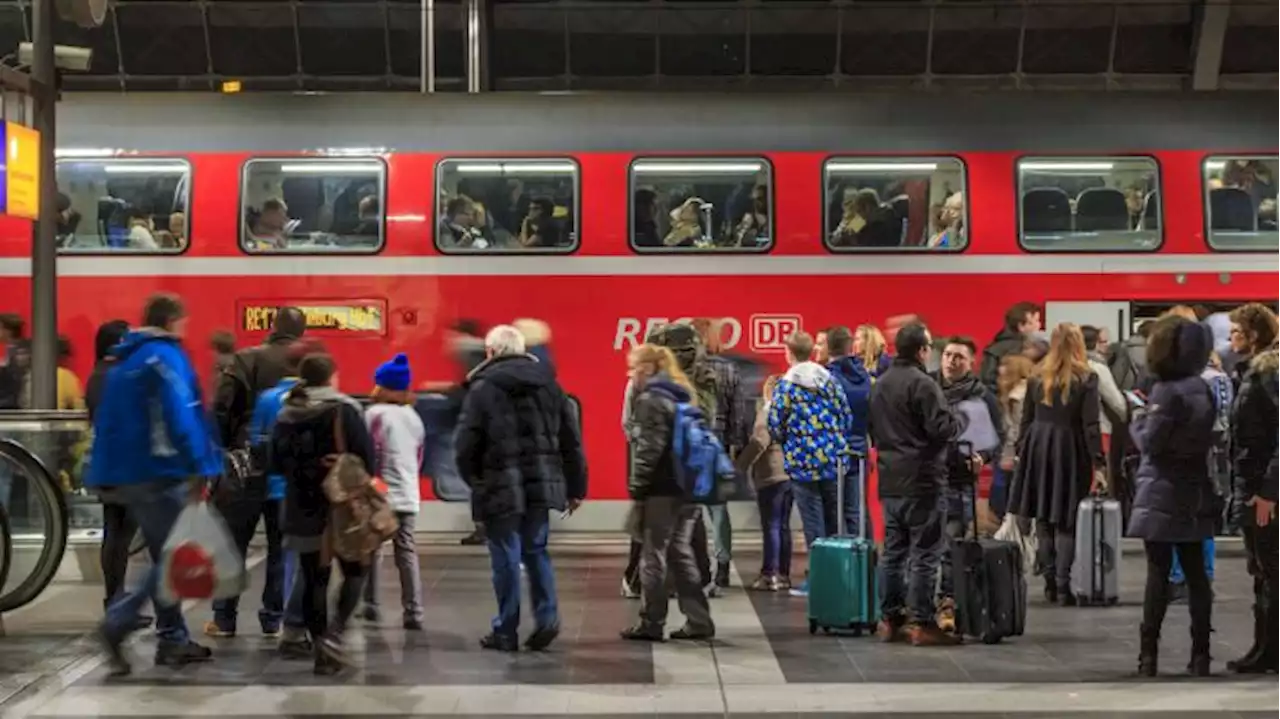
[0,540,1275,718]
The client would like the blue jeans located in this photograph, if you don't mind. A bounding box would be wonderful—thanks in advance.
[1171,538,1216,583]
[879,495,945,625]
[486,509,558,637]
[282,549,305,631]
[937,485,975,600]
[417,394,471,503]
[756,482,793,577]
[211,497,284,631]
[990,466,1010,521]
[705,503,732,565]
[842,457,867,538]
[793,480,839,549]
[102,480,191,645]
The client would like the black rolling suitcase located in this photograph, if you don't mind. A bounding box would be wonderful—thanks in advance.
[952,482,1027,644]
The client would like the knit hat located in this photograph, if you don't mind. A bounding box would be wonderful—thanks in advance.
[374,353,411,392]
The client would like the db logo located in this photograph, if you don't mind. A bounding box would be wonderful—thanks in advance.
[749,314,802,353]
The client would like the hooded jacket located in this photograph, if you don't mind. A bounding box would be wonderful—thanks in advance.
[248,377,299,500]
[214,329,303,448]
[869,357,960,498]
[827,355,872,455]
[628,373,691,500]
[1231,347,1279,511]
[979,327,1025,392]
[767,361,852,482]
[454,353,586,521]
[85,329,223,489]
[269,384,372,539]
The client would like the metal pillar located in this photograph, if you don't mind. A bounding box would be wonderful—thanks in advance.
[464,0,488,93]
[1191,0,1231,91]
[421,0,435,92]
[29,0,57,411]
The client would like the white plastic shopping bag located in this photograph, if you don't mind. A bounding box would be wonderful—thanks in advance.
[158,501,247,604]
[994,512,1038,578]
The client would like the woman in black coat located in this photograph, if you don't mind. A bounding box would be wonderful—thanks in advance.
[1008,323,1103,606]
[1127,316,1218,677]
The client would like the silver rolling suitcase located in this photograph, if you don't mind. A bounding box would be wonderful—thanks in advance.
[1071,495,1121,606]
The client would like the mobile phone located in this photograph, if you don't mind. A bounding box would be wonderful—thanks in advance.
[1124,390,1147,408]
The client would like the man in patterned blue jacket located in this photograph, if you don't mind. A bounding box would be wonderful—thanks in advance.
[86,293,223,676]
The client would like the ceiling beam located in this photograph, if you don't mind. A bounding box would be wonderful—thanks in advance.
[1191,0,1231,91]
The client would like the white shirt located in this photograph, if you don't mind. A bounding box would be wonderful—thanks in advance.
[365,403,426,514]
[1088,358,1127,435]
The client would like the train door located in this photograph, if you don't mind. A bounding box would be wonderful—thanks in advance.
[1043,301,1130,342]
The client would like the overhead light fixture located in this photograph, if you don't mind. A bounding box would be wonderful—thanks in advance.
[827,162,938,173]
[454,162,575,174]
[56,147,118,158]
[102,163,188,174]
[280,163,382,174]
[1204,161,1226,172]
[632,162,763,175]
[321,147,388,157]
[1021,161,1114,172]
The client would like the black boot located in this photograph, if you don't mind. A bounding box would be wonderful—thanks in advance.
[1228,601,1266,673]
[460,524,487,546]
[1043,577,1058,605]
[1188,627,1212,677]
[1137,625,1159,677]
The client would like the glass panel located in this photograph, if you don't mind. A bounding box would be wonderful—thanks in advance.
[630,158,772,252]
[1205,156,1279,251]
[824,158,967,251]
[55,158,191,253]
[436,159,578,252]
[1018,157,1161,251]
[241,158,385,253]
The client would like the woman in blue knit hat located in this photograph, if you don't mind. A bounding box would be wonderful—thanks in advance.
[361,353,427,630]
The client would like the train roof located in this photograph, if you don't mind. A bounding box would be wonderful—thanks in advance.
[57,91,1276,154]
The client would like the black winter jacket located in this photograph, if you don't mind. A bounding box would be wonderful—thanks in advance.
[214,332,301,448]
[627,374,689,500]
[979,327,1025,392]
[870,357,960,498]
[269,386,374,540]
[455,354,586,522]
[1232,348,1279,511]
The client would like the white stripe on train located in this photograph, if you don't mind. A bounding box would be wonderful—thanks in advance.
[0,253,1274,278]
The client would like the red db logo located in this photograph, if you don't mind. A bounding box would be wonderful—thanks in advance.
[750,315,802,353]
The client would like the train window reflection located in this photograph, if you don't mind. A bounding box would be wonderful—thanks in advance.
[54,158,190,253]
[824,158,967,251]
[241,158,385,254]
[1018,156,1161,252]
[1205,156,1278,251]
[629,158,772,252]
[435,159,579,253]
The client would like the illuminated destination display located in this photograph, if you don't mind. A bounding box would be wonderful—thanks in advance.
[241,302,385,334]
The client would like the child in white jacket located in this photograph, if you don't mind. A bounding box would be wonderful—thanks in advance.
[362,353,427,630]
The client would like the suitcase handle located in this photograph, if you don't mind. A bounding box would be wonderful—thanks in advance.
[835,445,869,539]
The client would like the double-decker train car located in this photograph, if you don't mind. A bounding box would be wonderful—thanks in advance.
[0,92,1274,529]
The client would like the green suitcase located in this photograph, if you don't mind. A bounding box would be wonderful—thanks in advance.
[807,452,879,635]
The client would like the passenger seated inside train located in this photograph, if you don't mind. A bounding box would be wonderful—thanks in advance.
[440,196,487,249]
[1019,158,1162,249]
[830,188,900,248]
[632,171,769,250]
[519,198,563,248]
[1208,159,1278,233]
[928,191,964,248]
[245,199,292,251]
[731,184,770,247]
[633,189,661,248]
[124,206,160,251]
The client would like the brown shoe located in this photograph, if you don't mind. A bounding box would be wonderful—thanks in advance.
[936,598,957,634]
[907,623,962,647]
[876,619,906,643]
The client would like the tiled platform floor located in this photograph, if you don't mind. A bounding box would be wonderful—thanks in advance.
[5,543,1277,718]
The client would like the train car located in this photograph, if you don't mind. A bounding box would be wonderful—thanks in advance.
[0,92,1274,530]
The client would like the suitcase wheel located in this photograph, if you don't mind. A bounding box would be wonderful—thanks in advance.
[980,631,1004,645]
[851,627,863,638]
[821,626,832,635]
[808,619,818,635]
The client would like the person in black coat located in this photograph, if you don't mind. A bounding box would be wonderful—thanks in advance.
[1008,323,1104,607]
[1127,316,1218,677]
[1225,303,1279,675]
[214,306,307,453]
[269,353,373,676]
[454,325,586,653]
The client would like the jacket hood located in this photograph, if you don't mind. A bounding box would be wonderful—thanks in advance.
[113,328,180,360]
[1156,320,1212,380]
[985,327,1023,353]
[1251,347,1279,375]
[828,355,871,388]
[467,353,553,395]
[94,321,130,363]
[279,384,360,423]
[643,373,692,403]
[783,361,833,390]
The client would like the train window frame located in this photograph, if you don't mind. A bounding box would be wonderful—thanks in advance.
[433,157,582,256]
[627,156,775,255]
[1015,154,1164,254]
[238,156,388,256]
[1202,154,1279,253]
[53,156,194,256]
[821,155,970,254]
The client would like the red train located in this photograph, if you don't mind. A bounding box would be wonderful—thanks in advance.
[0,92,1274,521]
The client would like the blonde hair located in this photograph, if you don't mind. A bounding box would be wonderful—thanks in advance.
[997,354,1035,413]
[854,324,886,370]
[1163,305,1198,322]
[512,318,551,347]
[1039,323,1091,406]
[786,331,814,363]
[629,343,697,408]
[370,385,413,405]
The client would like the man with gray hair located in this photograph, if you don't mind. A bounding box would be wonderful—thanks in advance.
[455,324,587,652]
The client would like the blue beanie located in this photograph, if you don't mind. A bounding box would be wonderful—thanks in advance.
[375,353,412,392]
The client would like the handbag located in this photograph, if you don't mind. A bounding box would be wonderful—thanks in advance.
[323,405,398,563]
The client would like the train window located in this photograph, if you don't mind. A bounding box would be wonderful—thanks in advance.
[1017,157,1161,252]
[1204,156,1278,251]
[435,159,579,253]
[823,158,967,251]
[240,158,385,254]
[629,158,772,252]
[54,157,190,253]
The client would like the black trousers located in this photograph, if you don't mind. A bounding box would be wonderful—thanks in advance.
[101,503,137,605]
[1243,520,1279,656]
[297,551,368,642]
[1143,540,1212,644]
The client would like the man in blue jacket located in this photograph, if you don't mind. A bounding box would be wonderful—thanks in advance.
[86,294,223,676]
[825,326,873,538]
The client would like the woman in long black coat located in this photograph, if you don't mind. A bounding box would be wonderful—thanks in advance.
[1127,315,1218,677]
[1008,323,1104,606]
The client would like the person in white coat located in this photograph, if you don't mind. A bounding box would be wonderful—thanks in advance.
[362,354,427,630]
[1083,326,1128,447]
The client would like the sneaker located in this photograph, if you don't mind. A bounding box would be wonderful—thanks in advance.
[620,576,641,599]
[133,615,154,631]
[670,625,715,641]
[360,606,381,623]
[98,627,131,678]
[776,576,793,591]
[1060,591,1078,608]
[261,623,281,638]
[313,655,343,676]
[619,624,665,642]
[936,598,957,634]
[715,562,731,588]
[704,582,722,599]
[907,623,962,647]
[460,529,487,546]
[203,620,235,639]
[155,640,214,667]
[525,622,560,651]
[748,575,776,592]
[279,637,314,660]
[403,618,424,632]
[789,579,810,598]
[319,635,355,667]
[876,619,906,644]
[479,632,519,652]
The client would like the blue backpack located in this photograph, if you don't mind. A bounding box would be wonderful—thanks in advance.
[668,400,736,504]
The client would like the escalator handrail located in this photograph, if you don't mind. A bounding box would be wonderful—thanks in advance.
[0,437,69,613]
[0,503,11,606]
[0,410,89,422]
